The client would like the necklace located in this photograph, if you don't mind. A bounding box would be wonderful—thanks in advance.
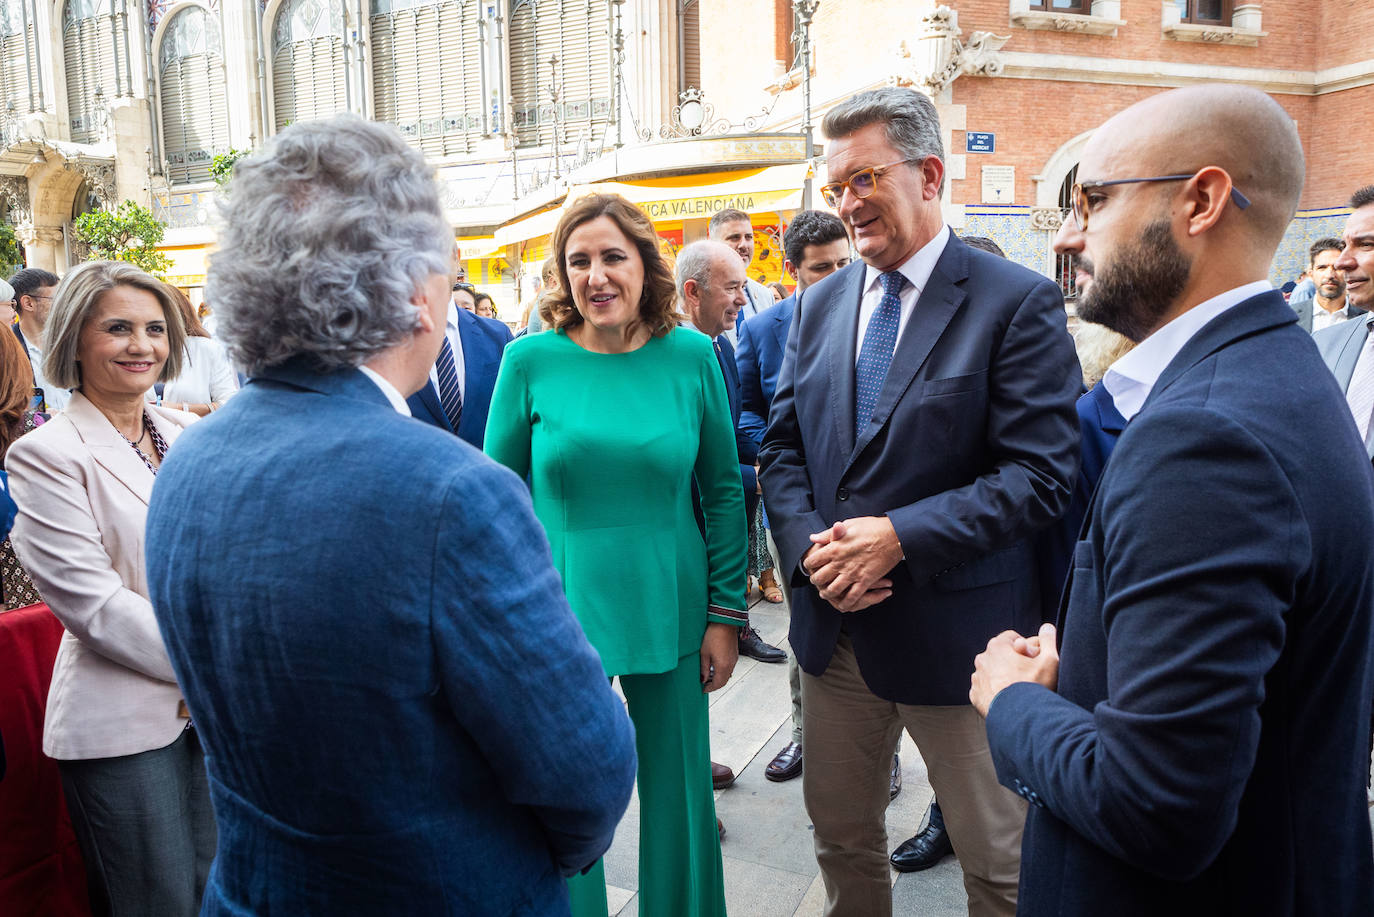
[118,413,147,449]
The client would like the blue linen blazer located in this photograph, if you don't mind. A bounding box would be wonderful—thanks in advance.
[987,292,1374,915]
[759,236,1082,705]
[736,294,795,449]
[407,308,514,448]
[145,359,636,916]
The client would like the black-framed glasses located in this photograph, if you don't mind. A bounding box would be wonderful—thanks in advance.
[1070,173,1250,232]
[820,158,920,209]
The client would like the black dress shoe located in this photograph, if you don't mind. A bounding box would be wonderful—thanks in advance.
[765,741,803,782]
[711,760,736,790]
[738,626,787,663]
[889,753,902,801]
[890,800,953,872]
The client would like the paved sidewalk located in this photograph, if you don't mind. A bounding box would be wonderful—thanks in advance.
[603,594,968,917]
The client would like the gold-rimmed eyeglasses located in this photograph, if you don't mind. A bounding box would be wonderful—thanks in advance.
[1069,173,1251,233]
[820,158,921,209]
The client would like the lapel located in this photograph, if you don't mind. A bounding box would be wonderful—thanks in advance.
[847,238,969,468]
[457,308,495,396]
[65,392,180,506]
[1332,319,1370,392]
[771,295,794,356]
[715,334,741,423]
[1297,300,1313,333]
[1141,290,1298,416]
[820,266,865,455]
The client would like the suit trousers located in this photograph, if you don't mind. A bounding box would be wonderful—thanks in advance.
[764,528,803,745]
[58,725,216,917]
[801,634,1024,917]
[568,651,726,917]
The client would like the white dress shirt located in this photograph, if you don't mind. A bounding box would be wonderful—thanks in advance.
[1311,302,1351,333]
[159,336,240,407]
[855,224,951,362]
[359,365,412,416]
[426,300,467,400]
[1102,280,1271,422]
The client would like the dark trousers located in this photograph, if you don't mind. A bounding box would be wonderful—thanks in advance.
[59,726,216,917]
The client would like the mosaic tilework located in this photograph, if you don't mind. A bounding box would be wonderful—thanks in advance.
[961,207,1051,278]
[152,189,216,229]
[1272,210,1350,287]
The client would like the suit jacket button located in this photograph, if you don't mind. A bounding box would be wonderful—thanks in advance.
[837,487,849,501]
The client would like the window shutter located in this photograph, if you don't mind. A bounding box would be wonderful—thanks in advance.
[510,0,610,150]
[272,0,347,131]
[64,0,125,144]
[680,0,699,91]
[159,6,230,184]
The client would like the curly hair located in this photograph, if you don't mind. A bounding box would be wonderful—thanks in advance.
[546,194,680,340]
[207,114,452,373]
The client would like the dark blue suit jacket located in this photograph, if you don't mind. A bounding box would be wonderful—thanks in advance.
[406,308,514,448]
[146,360,636,916]
[736,295,795,449]
[759,235,1082,704]
[987,292,1374,915]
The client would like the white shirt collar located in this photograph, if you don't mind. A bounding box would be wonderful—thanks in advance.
[447,299,462,333]
[1103,280,1271,421]
[357,365,412,416]
[862,223,951,298]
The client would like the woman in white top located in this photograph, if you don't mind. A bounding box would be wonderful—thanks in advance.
[157,286,238,415]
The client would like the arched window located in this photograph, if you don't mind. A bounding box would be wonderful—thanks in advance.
[370,0,483,157]
[0,0,40,121]
[509,0,611,149]
[64,0,131,144]
[159,5,230,184]
[271,0,347,131]
[1056,164,1078,302]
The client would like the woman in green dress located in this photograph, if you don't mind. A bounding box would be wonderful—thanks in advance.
[485,193,747,917]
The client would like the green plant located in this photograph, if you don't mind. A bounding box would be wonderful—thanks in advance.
[208,148,250,187]
[72,200,173,276]
[0,224,23,277]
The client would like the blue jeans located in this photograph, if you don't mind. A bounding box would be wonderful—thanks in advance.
[59,726,216,917]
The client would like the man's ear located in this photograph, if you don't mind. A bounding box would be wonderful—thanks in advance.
[1183,166,1237,238]
[411,289,438,335]
[683,277,700,306]
[784,261,799,282]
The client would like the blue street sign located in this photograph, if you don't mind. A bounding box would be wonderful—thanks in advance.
[966,132,995,154]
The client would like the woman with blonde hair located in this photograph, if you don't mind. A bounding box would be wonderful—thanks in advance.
[486,193,746,917]
[6,259,213,914]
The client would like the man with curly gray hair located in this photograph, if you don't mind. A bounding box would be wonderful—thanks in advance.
[143,114,637,915]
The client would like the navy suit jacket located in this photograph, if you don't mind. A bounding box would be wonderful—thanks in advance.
[736,294,795,449]
[407,308,514,448]
[759,235,1082,704]
[146,360,636,916]
[987,293,1374,915]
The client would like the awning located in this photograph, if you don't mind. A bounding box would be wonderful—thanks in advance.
[495,163,810,246]
[159,245,210,287]
[455,236,503,259]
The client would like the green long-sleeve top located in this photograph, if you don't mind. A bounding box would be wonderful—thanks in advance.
[485,326,748,676]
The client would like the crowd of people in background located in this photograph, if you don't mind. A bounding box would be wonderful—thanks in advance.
[0,80,1372,917]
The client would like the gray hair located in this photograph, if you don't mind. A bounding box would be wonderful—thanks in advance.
[822,88,946,194]
[207,114,452,373]
[675,240,734,301]
[43,260,186,390]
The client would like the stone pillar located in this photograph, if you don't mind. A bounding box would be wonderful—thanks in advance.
[17,225,66,272]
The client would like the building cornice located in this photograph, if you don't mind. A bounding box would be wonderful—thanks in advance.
[996,51,1374,96]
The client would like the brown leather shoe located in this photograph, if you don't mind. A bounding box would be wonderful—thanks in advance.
[711,760,736,790]
[765,741,803,782]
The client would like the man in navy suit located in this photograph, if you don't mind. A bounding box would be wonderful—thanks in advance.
[406,279,513,448]
[145,114,635,915]
[679,239,786,667]
[973,85,1374,916]
[737,210,850,784]
[759,88,1081,917]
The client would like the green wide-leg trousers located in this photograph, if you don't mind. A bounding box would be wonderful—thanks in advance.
[568,651,727,917]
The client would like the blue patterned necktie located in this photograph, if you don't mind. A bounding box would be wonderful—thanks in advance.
[854,271,906,439]
[435,334,464,432]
